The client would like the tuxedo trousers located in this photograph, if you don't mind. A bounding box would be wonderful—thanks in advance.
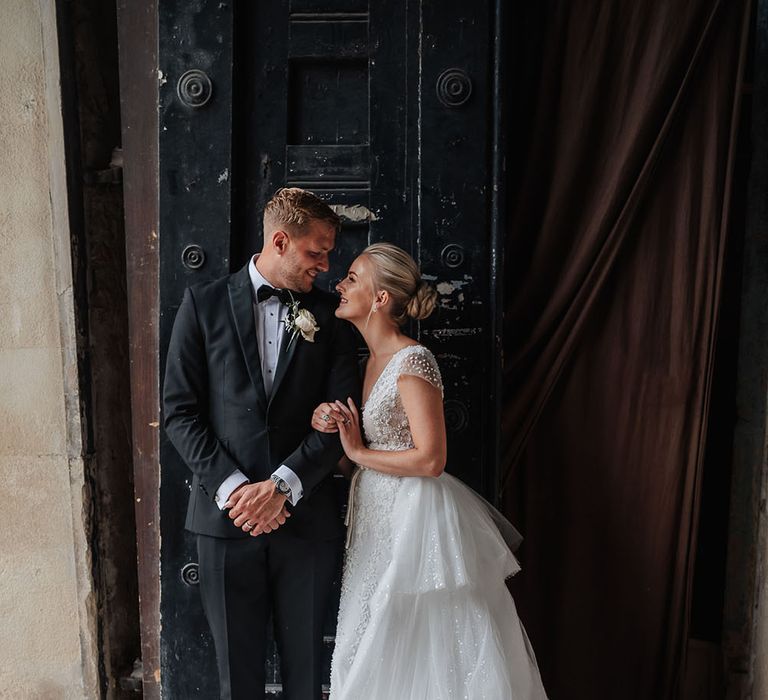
[197,530,340,700]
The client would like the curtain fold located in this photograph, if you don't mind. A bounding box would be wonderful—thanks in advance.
[501,1,751,697]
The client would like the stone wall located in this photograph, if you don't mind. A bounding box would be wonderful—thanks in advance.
[0,0,99,697]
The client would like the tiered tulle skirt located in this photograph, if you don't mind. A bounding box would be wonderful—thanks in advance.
[329,470,548,700]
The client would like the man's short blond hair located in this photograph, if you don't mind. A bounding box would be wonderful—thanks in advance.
[263,187,341,236]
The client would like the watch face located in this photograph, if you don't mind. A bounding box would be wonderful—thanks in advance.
[273,477,290,494]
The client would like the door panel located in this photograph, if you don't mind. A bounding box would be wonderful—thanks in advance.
[158,1,501,696]
[235,0,496,491]
[158,2,234,697]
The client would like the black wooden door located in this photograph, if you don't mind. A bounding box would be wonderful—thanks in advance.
[158,1,504,696]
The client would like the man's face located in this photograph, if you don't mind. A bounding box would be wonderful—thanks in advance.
[278,219,336,293]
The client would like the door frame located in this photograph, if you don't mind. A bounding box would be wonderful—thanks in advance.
[116,0,161,696]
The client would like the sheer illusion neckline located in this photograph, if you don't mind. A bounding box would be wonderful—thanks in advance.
[361,344,421,408]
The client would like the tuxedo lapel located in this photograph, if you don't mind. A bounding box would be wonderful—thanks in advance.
[269,291,315,407]
[227,267,268,411]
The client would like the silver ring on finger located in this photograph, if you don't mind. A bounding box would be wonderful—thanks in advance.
[321,413,330,422]
[243,522,253,530]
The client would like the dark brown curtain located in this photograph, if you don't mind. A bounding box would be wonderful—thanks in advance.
[502,1,751,698]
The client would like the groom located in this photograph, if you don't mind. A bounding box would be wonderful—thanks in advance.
[163,187,361,699]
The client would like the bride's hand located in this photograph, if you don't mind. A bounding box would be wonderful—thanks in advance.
[311,402,345,433]
[334,398,365,462]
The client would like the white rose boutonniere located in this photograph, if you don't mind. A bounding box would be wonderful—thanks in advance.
[294,308,319,341]
[283,292,320,349]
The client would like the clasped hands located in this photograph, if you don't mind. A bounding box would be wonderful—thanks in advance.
[225,480,290,536]
[311,397,366,463]
[228,397,363,537]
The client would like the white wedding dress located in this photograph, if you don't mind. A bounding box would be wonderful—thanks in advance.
[329,345,547,700]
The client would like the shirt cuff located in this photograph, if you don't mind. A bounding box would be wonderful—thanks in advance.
[272,465,304,506]
[214,469,249,510]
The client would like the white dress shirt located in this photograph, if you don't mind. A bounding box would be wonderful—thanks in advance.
[214,256,304,509]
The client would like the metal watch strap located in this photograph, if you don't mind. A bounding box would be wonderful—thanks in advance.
[270,474,291,497]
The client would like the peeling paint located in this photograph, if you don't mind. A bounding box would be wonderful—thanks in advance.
[330,204,379,223]
[436,280,469,295]
[436,353,464,363]
[436,279,471,310]
[157,69,167,87]
[424,327,482,338]
[218,168,229,183]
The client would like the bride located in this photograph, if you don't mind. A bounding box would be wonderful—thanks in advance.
[311,243,548,699]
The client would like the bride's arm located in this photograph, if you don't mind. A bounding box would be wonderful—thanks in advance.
[334,375,447,478]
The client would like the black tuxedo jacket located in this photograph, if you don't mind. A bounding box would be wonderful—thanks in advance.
[163,263,361,540]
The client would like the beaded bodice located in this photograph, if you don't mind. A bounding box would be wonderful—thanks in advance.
[361,344,443,451]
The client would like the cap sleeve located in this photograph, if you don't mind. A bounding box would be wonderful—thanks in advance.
[397,346,443,395]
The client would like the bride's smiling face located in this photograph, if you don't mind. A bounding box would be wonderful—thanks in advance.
[335,255,375,321]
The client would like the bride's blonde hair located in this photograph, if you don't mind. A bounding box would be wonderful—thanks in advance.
[362,243,438,326]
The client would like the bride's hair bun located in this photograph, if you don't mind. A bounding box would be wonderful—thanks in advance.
[405,281,438,321]
[362,243,439,326]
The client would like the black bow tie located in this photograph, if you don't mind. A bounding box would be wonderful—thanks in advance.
[256,284,293,305]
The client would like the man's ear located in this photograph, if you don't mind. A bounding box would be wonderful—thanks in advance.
[272,229,289,254]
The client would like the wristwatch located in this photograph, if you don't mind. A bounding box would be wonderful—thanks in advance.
[270,474,292,498]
